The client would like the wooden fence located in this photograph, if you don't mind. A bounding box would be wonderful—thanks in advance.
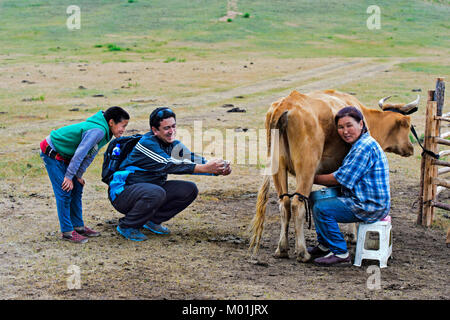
[417,78,449,246]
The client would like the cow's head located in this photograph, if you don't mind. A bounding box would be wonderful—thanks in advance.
[376,95,420,157]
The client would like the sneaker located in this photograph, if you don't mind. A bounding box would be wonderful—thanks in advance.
[62,231,88,244]
[143,221,170,235]
[314,252,351,266]
[116,225,148,241]
[76,226,101,237]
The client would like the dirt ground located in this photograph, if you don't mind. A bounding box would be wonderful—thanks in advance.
[0,56,449,300]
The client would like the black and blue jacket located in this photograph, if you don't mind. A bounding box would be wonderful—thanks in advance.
[109,131,209,201]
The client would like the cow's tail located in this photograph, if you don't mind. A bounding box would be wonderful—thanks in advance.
[249,106,288,258]
[249,174,271,257]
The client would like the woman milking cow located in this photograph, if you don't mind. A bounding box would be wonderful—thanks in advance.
[249,89,413,266]
[310,106,390,266]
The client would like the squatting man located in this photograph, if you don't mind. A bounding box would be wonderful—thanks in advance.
[108,107,232,241]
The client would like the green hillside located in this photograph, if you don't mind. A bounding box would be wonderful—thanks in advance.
[0,0,449,64]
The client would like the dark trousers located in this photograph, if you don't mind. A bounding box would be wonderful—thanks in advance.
[111,180,198,229]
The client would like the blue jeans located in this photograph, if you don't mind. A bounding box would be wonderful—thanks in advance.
[312,197,362,255]
[41,152,84,232]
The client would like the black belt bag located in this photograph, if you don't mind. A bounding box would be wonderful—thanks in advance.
[44,145,59,159]
[40,139,71,163]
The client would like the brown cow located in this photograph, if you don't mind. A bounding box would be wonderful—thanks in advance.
[249,89,419,262]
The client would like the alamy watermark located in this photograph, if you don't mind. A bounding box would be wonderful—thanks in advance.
[66,264,81,289]
[66,5,81,31]
[172,121,280,175]
[366,5,381,30]
[366,265,381,290]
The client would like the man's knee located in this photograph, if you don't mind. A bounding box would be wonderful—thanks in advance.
[172,181,198,200]
[188,182,199,199]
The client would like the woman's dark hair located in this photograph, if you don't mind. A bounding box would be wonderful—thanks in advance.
[149,107,176,130]
[103,106,130,124]
[335,106,368,134]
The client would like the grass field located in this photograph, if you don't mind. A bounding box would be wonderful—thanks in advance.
[0,0,449,300]
[1,0,449,62]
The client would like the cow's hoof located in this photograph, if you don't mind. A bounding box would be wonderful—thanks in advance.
[274,249,289,259]
[296,252,311,263]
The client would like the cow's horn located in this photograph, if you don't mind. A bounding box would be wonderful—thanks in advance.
[400,95,420,113]
[378,96,391,109]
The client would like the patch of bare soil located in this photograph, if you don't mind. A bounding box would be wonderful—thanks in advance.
[212,178,449,300]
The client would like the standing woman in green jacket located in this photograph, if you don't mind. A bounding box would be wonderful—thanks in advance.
[40,107,129,243]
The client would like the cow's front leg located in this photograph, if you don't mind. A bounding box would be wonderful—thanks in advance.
[340,222,358,244]
[349,222,358,244]
[274,197,290,258]
[292,196,311,262]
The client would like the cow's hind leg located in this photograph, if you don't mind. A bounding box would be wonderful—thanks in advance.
[292,195,311,262]
[273,167,290,259]
[274,196,291,258]
[290,148,320,262]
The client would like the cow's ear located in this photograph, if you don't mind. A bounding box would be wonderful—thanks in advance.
[396,117,410,128]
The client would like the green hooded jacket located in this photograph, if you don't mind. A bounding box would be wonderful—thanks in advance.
[50,111,112,158]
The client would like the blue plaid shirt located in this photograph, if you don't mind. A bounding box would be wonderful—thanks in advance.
[333,132,390,223]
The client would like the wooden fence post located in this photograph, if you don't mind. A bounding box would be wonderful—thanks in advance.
[421,92,437,226]
[435,77,445,116]
[418,78,446,230]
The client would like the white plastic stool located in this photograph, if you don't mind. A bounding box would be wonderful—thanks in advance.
[353,215,392,268]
